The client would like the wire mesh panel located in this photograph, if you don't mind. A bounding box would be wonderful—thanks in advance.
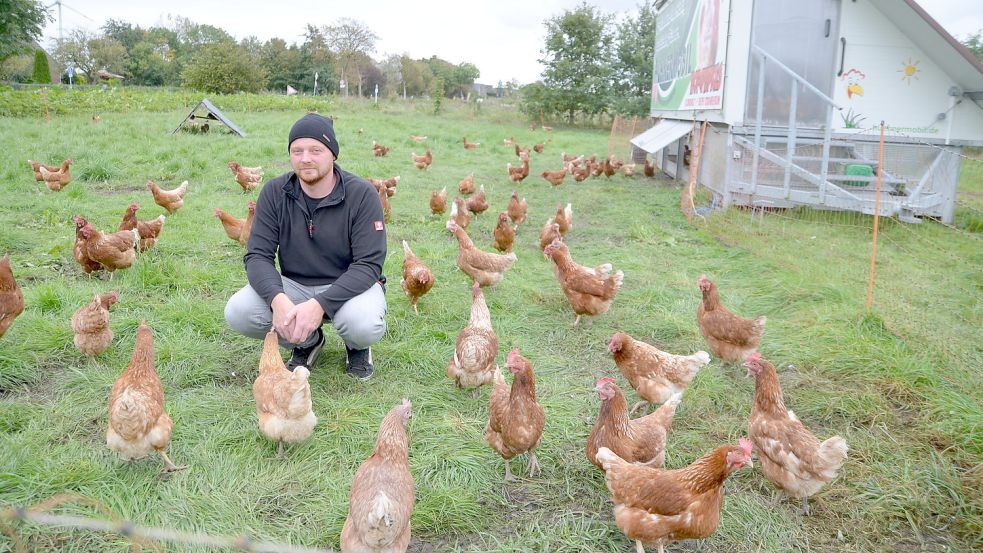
[719,125,962,222]
[610,115,658,162]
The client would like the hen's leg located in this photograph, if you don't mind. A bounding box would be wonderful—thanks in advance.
[504,459,517,482]
[573,315,581,326]
[276,441,285,459]
[634,540,646,553]
[629,401,648,416]
[413,303,419,315]
[527,451,540,477]
[157,449,188,474]
[800,497,810,516]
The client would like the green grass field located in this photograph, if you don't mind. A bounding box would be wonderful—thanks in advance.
[0,93,980,552]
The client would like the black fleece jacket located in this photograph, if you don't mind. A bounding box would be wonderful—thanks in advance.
[244,165,387,318]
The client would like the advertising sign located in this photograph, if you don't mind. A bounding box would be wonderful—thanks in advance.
[652,0,730,112]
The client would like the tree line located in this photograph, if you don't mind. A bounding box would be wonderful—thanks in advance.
[1,10,483,100]
[1,0,656,119]
[5,0,981,123]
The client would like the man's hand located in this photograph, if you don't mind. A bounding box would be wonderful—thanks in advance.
[270,293,296,341]
[281,298,325,344]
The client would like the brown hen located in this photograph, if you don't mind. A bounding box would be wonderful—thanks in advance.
[544,239,623,326]
[446,282,498,394]
[71,291,118,356]
[696,275,766,363]
[340,399,414,553]
[585,378,680,470]
[0,255,25,339]
[107,321,187,476]
[485,348,546,482]
[596,439,753,553]
[609,332,710,414]
[400,240,434,314]
[253,330,317,457]
[147,180,188,214]
[446,220,516,287]
[746,353,847,515]
[118,203,166,252]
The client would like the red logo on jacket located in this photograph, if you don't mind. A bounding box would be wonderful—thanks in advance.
[374,221,384,231]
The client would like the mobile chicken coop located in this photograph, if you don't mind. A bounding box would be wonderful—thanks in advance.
[632,0,983,223]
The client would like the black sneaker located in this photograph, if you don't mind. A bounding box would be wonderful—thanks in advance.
[287,327,325,371]
[345,346,374,381]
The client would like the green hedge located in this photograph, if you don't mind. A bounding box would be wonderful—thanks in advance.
[0,86,339,117]
[30,50,51,84]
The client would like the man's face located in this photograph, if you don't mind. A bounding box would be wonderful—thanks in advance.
[289,137,334,186]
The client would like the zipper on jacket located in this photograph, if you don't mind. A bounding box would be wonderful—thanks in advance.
[308,218,314,239]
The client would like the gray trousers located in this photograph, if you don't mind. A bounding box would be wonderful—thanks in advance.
[224,276,387,350]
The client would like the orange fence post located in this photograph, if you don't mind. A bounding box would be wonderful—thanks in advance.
[41,88,50,122]
[866,121,885,309]
[607,115,619,158]
[682,120,708,224]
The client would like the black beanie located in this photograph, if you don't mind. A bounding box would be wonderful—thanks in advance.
[288,113,339,160]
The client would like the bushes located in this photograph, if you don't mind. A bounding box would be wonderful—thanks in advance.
[182,43,266,94]
[30,50,51,84]
[0,86,339,117]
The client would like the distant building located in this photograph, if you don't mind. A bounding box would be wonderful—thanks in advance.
[471,83,499,97]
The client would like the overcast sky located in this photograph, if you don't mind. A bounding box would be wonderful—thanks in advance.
[40,0,983,86]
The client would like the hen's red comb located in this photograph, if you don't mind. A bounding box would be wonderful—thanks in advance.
[739,437,753,456]
[596,376,616,387]
[746,351,762,363]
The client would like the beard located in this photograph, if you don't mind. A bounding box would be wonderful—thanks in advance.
[296,165,329,186]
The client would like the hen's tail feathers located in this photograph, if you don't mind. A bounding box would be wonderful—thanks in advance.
[286,367,313,417]
[402,240,412,256]
[365,491,398,538]
[754,316,768,332]
[662,391,683,410]
[818,436,848,477]
[612,270,625,289]
[492,367,505,386]
[689,351,712,370]
[595,447,627,472]
[291,365,311,382]
[654,392,682,427]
